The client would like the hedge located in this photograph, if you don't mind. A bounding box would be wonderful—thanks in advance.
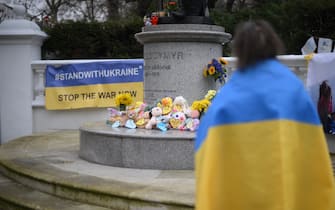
[41,18,143,59]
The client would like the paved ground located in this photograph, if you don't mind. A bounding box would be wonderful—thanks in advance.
[1,130,335,209]
[0,130,194,209]
[326,134,335,155]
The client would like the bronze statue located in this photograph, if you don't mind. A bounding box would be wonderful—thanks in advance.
[181,0,208,16]
[160,0,212,24]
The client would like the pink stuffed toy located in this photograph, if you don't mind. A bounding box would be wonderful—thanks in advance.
[170,111,186,130]
[184,109,200,131]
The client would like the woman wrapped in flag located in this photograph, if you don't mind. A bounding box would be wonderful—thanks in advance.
[195,20,335,210]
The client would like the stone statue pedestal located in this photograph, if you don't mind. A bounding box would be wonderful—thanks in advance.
[78,25,231,170]
[79,121,195,169]
[135,24,231,104]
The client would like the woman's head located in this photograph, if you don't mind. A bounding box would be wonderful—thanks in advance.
[233,20,285,69]
[319,80,331,100]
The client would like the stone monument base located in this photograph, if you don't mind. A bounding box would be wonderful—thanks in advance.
[135,24,231,105]
[79,121,195,170]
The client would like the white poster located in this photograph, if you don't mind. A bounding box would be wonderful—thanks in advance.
[301,37,317,55]
[306,53,335,109]
[318,38,333,53]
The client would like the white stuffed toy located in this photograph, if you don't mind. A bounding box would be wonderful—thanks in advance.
[172,96,189,113]
[145,107,163,129]
[169,111,186,129]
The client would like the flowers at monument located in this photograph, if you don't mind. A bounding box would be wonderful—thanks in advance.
[205,90,216,101]
[107,90,217,132]
[166,1,178,12]
[203,58,228,84]
[191,99,211,113]
[115,93,133,111]
[190,89,216,116]
[219,57,229,65]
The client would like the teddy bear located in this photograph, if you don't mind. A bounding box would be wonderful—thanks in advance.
[107,108,120,121]
[106,108,122,127]
[145,107,163,129]
[169,111,186,130]
[157,97,173,115]
[155,114,171,131]
[183,109,200,131]
[125,109,137,129]
[107,110,128,128]
[172,96,189,113]
[136,110,151,129]
[133,101,147,113]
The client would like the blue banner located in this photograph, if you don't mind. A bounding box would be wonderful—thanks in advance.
[46,59,144,87]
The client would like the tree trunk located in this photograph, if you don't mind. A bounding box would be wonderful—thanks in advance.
[136,0,151,17]
[106,0,119,19]
[226,0,235,12]
[208,0,217,9]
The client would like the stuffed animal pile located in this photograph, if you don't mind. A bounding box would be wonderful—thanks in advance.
[107,91,216,132]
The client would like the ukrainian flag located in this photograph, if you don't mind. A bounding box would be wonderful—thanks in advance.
[195,59,335,210]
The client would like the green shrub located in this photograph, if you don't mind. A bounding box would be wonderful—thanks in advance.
[42,18,143,59]
[211,0,335,55]
[42,0,335,58]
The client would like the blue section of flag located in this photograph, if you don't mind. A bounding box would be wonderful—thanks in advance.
[46,59,144,87]
[195,59,321,151]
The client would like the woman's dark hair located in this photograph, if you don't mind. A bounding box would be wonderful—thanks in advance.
[233,20,285,69]
[319,80,331,100]
[318,80,332,132]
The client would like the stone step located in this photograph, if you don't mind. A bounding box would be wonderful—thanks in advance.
[0,173,112,210]
[0,131,194,210]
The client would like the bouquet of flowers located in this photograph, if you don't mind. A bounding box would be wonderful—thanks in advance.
[115,93,133,111]
[190,89,217,118]
[204,89,216,101]
[191,99,211,116]
[203,58,228,84]
[166,0,178,13]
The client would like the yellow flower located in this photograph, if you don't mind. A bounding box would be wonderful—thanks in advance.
[191,100,202,112]
[135,101,144,108]
[219,57,228,65]
[304,53,314,61]
[161,97,173,106]
[200,99,210,106]
[115,93,133,106]
[191,99,211,113]
[203,68,208,77]
[200,99,211,112]
[205,90,216,101]
[208,66,216,75]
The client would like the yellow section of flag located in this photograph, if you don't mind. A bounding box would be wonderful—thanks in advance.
[45,82,143,110]
[196,120,335,210]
